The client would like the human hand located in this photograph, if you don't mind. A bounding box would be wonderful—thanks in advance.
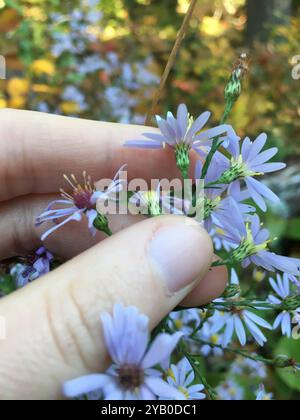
[0,109,227,399]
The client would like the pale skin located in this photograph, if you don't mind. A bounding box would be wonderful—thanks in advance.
[0,109,227,400]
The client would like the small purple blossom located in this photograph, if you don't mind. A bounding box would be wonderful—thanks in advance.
[268,274,300,337]
[220,309,272,347]
[213,271,272,347]
[166,358,206,400]
[125,104,230,151]
[217,379,244,401]
[221,214,300,275]
[11,247,54,288]
[230,356,267,380]
[63,304,183,400]
[129,183,188,217]
[256,384,273,401]
[224,133,286,211]
[36,170,123,241]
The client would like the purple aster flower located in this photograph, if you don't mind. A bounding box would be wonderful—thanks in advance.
[221,308,272,347]
[166,358,206,400]
[210,227,236,252]
[221,133,286,211]
[230,355,267,379]
[125,104,230,178]
[63,304,183,400]
[197,324,224,357]
[268,274,300,337]
[36,169,124,241]
[256,385,273,401]
[11,247,54,288]
[213,271,272,347]
[129,183,189,217]
[168,309,201,337]
[194,152,254,232]
[221,214,300,275]
[217,379,244,401]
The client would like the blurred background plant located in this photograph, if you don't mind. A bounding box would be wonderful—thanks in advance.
[0,0,300,400]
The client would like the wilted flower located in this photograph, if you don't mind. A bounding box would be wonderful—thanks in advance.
[63,304,183,400]
[36,169,123,240]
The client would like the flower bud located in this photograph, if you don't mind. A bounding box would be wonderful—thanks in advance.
[224,53,248,105]
[175,144,190,180]
[282,294,300,311]
[93,212,112,236]
[222,284,241,299]
[274,355,292,368]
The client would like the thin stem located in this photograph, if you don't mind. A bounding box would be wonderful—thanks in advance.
[191,338,275,367]
[200,108,230,180]
[145,0,199,126]
[207,299,274,310]
[181,346,217,400]
[211,259,231,267]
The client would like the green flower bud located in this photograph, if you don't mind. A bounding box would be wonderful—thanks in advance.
[93,212,112,236]
[222,284,241,299]
[274,355,293,369]
[282,294,300,311]
[175,144,190,180]
[232,224,269,263]
[225,53,248,105]
[145,191,162,217]
[203,196,221,220]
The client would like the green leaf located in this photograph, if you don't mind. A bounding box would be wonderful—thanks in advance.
[274,337,300,392]
[0,274,16,296]
[5,0,23,14]
[287,219,300,241]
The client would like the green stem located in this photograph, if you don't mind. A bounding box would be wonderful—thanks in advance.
[211,259,232,267]
[207,299,274,310]
[181,345,217,400]
[191,338,275,367]
[200,108,231,180]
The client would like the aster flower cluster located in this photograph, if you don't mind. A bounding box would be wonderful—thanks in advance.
[3,55,300,401]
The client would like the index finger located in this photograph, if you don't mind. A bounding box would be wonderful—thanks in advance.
[0,109,189,201]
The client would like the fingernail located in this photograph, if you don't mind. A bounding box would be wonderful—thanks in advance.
[149,222,212,294]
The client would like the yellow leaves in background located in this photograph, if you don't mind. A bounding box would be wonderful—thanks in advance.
[102,25,129,41]
[24,6,46,22]
[0,98,7,108]
[223,0,246,15]
[200,16,227,37]
[136,0,151,5]
[60,102,80,114]
[9,96,26,108]
[7,78,29,97]
[177,0,190,14]
[31,84,59,94]
[30,59,55,76]
[6,78,30,109]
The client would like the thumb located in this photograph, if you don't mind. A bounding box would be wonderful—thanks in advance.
[0,216,213,400]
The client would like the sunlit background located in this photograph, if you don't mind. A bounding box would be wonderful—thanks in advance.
[0,0,300,399]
